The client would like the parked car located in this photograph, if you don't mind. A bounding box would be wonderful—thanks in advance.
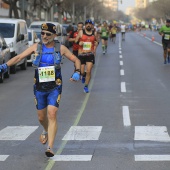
[27,28,41,65]
[32,28,41,40]
[61,26,69,48]
[28,29,39,47]
[0,34,11,83]
[0,18,29,73]
[27,29,39,65]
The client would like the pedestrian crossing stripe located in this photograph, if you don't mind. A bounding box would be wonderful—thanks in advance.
[135,155,170,161]
[62,126,102,140]
[134,126,170,142]
[51,155,92,161]
[0,126,39,140]
[0,155,9,161]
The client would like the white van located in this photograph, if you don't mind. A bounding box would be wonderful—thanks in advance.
[29,21,62,43]
[0,18,29,73]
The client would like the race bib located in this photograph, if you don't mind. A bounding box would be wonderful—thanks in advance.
[102,32,107,36]
[164,34,170,40]
[83,42,92,50]
[38,66,55,82]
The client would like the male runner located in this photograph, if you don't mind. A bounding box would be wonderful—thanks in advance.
[121,23,126,41]
[75,19,98,93]
[69,22,84,58]
[159,19,170,64]
[110,24,117,43]
[100,21,109,54]
[0,23,81,157]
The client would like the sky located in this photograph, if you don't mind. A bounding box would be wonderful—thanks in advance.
[118,0,135,11]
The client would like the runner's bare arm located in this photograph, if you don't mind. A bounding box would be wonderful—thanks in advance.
[75,30,82,43]
[60,45,81,70]
[6,43,38,67]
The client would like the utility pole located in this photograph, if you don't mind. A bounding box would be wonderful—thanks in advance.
[72,1,75,23]
[22,0,25,19]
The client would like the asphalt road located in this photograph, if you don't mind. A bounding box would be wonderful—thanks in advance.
[0,30,170,170]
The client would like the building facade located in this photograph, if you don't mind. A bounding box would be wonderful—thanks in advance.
[135,0,149,8]
[102,0,119,11]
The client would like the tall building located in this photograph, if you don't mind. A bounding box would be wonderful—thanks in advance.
[135,0,149,8]
[102,0,118,11]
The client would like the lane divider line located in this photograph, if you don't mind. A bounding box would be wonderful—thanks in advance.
[120,69,125,76]
[121,82,126,92]
[122,106,131,126]
[120,61,123,66]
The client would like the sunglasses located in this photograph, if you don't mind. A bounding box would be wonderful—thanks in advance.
[85,22,92,25]
[41,31,53,36]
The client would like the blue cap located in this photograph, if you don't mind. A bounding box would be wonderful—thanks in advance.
[85,19,92,24]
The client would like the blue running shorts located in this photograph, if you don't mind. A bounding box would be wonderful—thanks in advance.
[34,87,61,110]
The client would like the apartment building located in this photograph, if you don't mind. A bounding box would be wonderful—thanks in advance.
[135,0,149,8]
[102,0,118,11]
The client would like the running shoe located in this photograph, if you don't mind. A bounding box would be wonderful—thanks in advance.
[103,51,105,55]
[84,86,89,93]
[82,76,85,84]
[168,56,170,63]
[164,60,167,64]
[45,146,54,157]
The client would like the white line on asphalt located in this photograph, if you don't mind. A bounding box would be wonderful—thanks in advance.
[120,69,124,76]
[51,155,92,161]
[119,51,122,54]
[119,48,121,50]
[122,106,131,126]
[121,82,126,92]
[62,126,102,140]
[0,155,9,161]
[120,61,123,66]
[153,41,162,46]
[135,155,170,161]
[0,126,39,140]
[119,55,123,59]
[143,35,162,46]
[134,126,170,142]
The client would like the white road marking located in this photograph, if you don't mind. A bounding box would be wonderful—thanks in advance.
[51,155,92,161]
[121,82,126,92]
[62,126,102,140]
[120,69,124,76]
[0,126,39,140]
[142,34,162,46]
[120,61,123,66]
[134,126,170,142]
[119,51,122,54]
[122,106,131,126]
[135,155,170,161]
[119,48,121,50]
[119,55,123,59]
[153,41,162,46]
[0,155,9,161]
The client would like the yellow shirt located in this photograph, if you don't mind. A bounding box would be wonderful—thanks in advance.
[111,27,117,34]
